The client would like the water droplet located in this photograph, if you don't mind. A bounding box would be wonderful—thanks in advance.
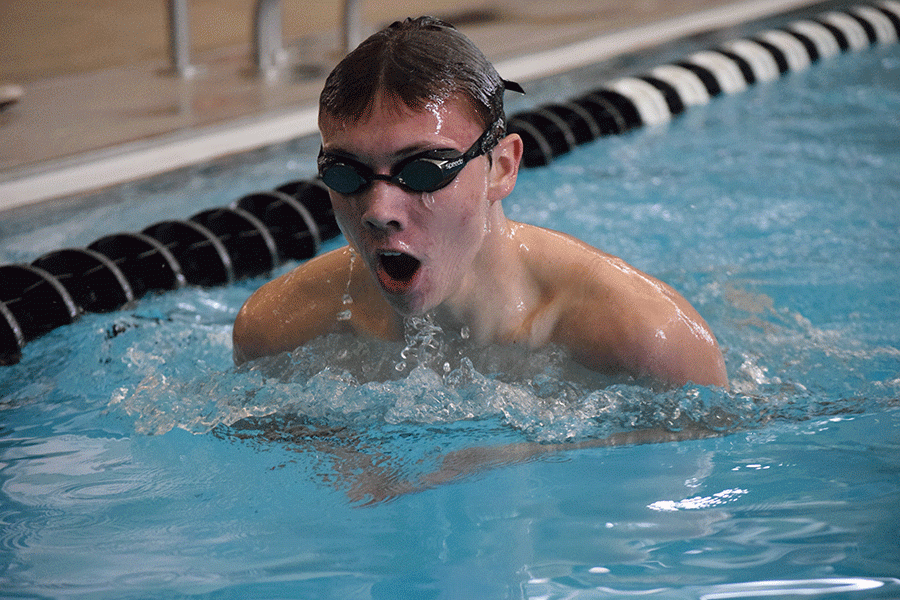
[337,248,356,321]
[460,326,470,340]
[421,192,435,210]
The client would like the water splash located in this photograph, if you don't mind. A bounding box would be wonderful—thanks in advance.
[97,281,899,444]
[105,312,754,443]
[336,248,356,321]
[395,314,445,372]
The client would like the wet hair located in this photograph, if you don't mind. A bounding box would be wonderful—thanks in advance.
[319,16,519,131]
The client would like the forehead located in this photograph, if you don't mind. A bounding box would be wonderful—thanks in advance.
[319,92,483,154]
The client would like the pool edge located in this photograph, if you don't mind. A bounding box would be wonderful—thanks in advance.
[0,0,824,213]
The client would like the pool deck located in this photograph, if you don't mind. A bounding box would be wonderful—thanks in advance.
[0,0,822,210]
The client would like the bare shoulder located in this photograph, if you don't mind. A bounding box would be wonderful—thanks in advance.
[518,224,727,387]
[232,247,354,364]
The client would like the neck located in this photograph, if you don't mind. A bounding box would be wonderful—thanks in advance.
[434,209,536,345]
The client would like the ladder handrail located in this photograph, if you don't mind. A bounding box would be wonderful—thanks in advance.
[253,0,364,77]
[253,0,285,79]
[166,0,198,78]
[166,0,364,79]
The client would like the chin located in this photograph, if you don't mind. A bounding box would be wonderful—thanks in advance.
[387,297,429,319]
[385,286,441,319]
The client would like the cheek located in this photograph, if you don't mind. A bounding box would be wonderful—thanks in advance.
[435,174,489,230]
[430,194,487,257]
[330,194,355,219]
[331,198,364,243]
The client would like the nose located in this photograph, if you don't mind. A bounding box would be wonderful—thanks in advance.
[362,181,408,233]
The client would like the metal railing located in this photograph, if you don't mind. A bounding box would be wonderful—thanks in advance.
[166,0,364,79]
[166,0,198,77]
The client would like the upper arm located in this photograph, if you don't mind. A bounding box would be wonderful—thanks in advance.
[637,297,728,387]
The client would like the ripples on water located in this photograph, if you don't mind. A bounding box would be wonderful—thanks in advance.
[1,34,898,600]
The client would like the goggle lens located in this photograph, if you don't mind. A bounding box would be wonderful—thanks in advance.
[320,162,368,195]
[396,159,451,192]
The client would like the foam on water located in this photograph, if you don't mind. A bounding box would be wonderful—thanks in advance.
[92,282,897,449]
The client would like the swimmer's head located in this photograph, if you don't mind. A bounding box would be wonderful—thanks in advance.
[319,16,522,132]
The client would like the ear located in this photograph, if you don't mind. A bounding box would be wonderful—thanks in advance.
[487,133,523,204]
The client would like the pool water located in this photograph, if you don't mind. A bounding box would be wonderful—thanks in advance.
[2,17,900,600]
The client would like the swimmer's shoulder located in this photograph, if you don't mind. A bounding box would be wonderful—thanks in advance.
[233,247,354,363]
[516,225,637,354]
[516,223,727,386]
[514,222,631,295]
[512,222,632,352]
[233,247,401,364]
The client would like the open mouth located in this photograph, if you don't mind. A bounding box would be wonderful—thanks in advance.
[380,251,421,282]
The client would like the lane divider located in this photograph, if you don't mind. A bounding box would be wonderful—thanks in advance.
[0,180,336,365]
[1,1,897,365]
[508,0,899,166]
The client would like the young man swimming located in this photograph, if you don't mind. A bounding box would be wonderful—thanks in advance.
[233,16,728,388]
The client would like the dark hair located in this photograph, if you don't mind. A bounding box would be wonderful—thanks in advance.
[319,16,511,130]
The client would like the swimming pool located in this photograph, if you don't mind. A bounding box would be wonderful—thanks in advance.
[2,3,899,598]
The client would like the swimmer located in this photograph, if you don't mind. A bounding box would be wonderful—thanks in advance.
[233,16,728,388]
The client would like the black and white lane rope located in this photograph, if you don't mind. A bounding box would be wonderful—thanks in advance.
[508,0,900,167]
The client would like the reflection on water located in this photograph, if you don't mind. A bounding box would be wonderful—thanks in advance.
[522,576,900,599]
[0,32,898,600]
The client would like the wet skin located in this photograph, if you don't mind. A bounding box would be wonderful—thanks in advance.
[233,94,728,387]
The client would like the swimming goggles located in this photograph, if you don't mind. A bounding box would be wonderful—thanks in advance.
[317,118,503,195]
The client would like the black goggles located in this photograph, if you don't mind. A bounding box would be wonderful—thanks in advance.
[317,118,503,195]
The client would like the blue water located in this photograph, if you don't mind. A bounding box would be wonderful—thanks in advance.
[2,25,899,600]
